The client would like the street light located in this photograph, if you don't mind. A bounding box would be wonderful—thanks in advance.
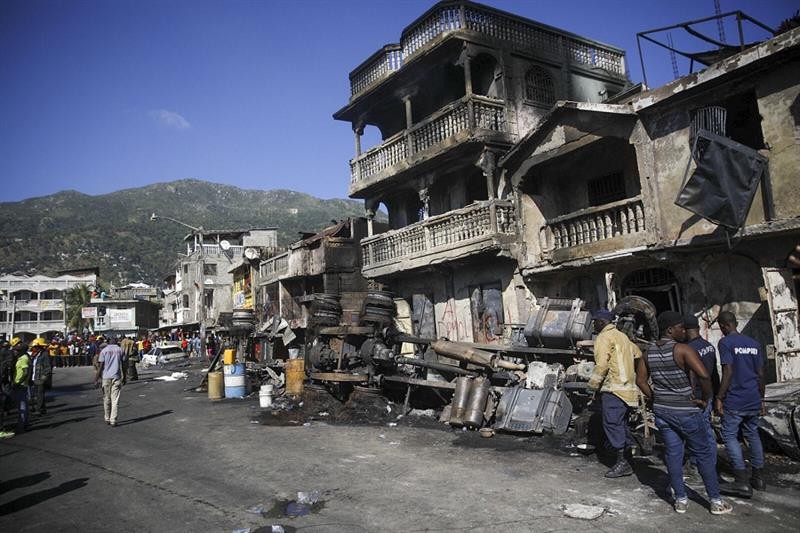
[151,213,207,360]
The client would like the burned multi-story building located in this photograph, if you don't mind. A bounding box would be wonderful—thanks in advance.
[502,23,800,381]
[335,2,800,381]
[334,0,628,345]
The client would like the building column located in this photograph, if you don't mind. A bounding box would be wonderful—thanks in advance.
[353,121,364,157]
[403,96,415,156]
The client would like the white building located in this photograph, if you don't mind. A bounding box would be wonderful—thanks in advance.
[0,270,98,341]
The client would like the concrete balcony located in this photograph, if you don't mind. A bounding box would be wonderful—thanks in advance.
[361,199,517,278]
[350,95,510,196]
[0,320,65,335]
[539,196,648,264]
[348,1,626,99]
[192,244,245,257]
[0,299,64,311]
[259,252,289,285]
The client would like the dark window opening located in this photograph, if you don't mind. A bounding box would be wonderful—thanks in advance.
[691,92,765,150]
[622,268,681,316]
[182,294,189,308]
[466,172,489,204]
[183,264,188,275]
[587,172,626,206]
[471,53,499,98]
[524,66,555,106]
[203,264,217,276]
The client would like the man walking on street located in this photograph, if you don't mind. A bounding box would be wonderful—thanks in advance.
[29,338,52,415]
[94,336,127,427]
[635,311,732,515]
[716,310,766,497]
[120,335,138,381]
[587,309,642,478]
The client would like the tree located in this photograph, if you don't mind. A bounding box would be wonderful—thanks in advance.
[64,283,92,332]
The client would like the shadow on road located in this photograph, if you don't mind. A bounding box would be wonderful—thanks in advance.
[0,472,51,495]
[117,409,173,426]
[49,404,100,414]
[0,478,89,516]
[29,416,92,431]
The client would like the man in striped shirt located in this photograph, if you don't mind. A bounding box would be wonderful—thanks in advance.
[635,311,732,515]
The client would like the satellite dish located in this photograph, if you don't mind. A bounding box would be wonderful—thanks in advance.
[244,248,260,260]
[219,240,231,251]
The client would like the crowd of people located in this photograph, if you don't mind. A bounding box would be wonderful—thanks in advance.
[0,328,226,437]
[588,308,767,515]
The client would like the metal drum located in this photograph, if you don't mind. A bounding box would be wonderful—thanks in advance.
[223,363,246,398]
[449,376,473,426]
[207,371,224,400]
[463,377,491,428]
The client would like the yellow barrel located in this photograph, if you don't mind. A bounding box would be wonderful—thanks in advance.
[223,349,236,365]
[208,371,224,400]
[285,358,305,396]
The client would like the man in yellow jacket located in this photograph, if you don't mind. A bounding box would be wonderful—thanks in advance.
[587,309,642,478]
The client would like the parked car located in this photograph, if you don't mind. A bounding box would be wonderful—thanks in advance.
[760,378,800,461]
[141,344,189,368]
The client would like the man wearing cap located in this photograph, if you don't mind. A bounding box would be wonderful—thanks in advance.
[635,311,731,514]
[29,338,52,415]
[716,310,766,497]
[94,336,127,426]
[587,309,642,478]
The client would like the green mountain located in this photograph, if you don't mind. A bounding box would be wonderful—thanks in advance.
[0,179,374,285]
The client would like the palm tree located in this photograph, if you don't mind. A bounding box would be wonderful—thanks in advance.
[64,283,92,331]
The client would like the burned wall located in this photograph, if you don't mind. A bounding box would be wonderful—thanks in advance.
[638,57,800,242]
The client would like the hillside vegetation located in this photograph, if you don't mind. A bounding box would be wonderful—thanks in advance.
[0,179,373,285]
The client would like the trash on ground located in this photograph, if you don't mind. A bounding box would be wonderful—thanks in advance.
[247,504,265,514]
[297,490,320,505]
[561,504,607,520]
[154,372,189,382]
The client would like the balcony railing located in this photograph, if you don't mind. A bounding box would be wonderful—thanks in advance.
[351,95,506,185]
[541,196,646,252]
[259,252,289,282]
[362,199,516,267]
[349,1,625,98]
[192,244,245,256]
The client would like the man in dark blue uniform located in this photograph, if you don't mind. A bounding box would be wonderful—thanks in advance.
[716,311,766,497]
[683,314,719,480]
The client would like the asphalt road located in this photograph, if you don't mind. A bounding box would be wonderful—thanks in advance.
[1,364,799,533]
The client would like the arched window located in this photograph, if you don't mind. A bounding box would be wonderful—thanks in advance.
[524,66,555,106]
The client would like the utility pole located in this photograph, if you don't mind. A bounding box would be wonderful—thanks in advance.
[151,214,206,360]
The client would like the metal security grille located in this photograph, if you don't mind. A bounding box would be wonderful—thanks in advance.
[587,172,626,206]
[524,67,555,105]
[691,105,727,137]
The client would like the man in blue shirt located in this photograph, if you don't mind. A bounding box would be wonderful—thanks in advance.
[716,311,765,498]
[94,337,127,427]
[683,314,719,479]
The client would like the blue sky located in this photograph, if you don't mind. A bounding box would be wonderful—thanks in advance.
[0,0,792,202]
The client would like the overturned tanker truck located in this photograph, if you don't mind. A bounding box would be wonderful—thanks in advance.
[305,292,659,449]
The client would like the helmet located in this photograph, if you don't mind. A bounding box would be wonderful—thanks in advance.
[10,336,21,347]
[31,337,48,347]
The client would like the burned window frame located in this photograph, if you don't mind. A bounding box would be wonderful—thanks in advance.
[523,65,556,107]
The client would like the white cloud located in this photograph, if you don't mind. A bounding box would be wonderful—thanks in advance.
[148,109,191,130]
